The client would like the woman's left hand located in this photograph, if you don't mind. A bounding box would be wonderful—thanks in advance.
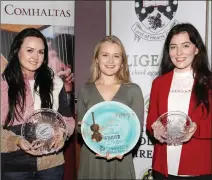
[181,122,197,143]
[49,128,66,152]
[57,68,74,92]
[57,68,74,84]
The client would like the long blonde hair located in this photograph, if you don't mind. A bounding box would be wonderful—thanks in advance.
[88,35,131,84]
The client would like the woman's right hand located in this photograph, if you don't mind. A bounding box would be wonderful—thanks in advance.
[17,137,43,156]
[17,137,32,151]
[151,121,167,143]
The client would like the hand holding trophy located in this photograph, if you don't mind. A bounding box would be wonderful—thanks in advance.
[151,120,167,143]
[152,111,196,146]
[21,108,68,155]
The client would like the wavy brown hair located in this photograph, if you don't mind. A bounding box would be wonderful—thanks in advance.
[159,23,212,115]
[2,28,54,129]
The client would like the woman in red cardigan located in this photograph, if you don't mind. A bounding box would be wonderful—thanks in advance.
[146,23,212,179]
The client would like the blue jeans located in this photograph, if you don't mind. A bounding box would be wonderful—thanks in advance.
[2,165,64,180]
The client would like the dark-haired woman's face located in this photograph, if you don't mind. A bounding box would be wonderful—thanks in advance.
[18,36,45,77]
[169,32,198,73]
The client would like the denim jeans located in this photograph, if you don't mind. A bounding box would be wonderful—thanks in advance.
[2,165,64,180]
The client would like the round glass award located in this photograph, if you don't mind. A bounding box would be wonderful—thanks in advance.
[81,101,141,157]
[156,111,193,146]
[21,108,68,155]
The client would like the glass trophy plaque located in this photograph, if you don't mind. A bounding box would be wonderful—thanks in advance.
[21,108,68,155]
[156,111,193,146]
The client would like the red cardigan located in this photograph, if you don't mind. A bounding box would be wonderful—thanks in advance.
[146,71,212,177]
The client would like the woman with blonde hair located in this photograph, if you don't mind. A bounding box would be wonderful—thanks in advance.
[77,35,144,179]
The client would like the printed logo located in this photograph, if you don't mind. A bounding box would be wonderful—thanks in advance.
[132,0,179,41]
[36,123,53,140]
[144,94,150,114]
[140,168,153,180]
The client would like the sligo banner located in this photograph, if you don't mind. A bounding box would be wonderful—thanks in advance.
[1,1,75,114]
[108,1,207,179]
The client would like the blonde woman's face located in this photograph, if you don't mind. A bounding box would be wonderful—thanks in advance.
[96,42,123,77]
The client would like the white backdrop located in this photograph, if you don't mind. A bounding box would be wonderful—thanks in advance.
[106,1,208,179]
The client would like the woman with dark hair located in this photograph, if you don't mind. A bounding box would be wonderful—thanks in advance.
[1,28,75,180]
[146,23,212,179]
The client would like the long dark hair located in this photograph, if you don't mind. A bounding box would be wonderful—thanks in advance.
[2,28,54,128]
[159,23,212,115]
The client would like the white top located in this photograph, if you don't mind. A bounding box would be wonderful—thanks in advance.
[29,75,63,112]
[167,69,194,175]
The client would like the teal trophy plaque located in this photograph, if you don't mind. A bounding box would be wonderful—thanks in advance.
[81,101,140,157]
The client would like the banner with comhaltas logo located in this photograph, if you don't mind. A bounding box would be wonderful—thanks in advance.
[108,1,207,179]
[1,2,75,179]
[1,1,75,122]
[1,1,74,25]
